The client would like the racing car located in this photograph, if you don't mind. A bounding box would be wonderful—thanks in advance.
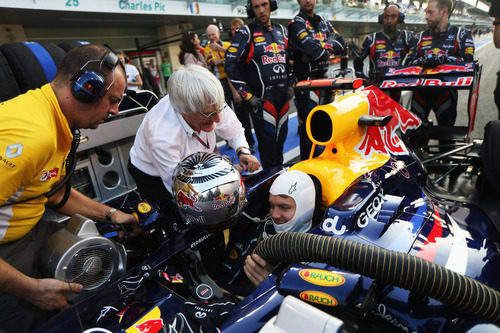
[35,76,500,333]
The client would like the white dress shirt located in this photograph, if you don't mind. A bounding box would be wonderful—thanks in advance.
[130,95,248,194]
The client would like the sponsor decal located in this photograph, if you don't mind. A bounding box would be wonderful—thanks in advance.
[212,193,235,210]
[379,77,473,88]
[357,190,384,228]
[422,36,432,41]
[298,269,345,286]
[426,48,446,56]
[375,40,386,44]
[299,31,308,40]
[125,306,163,333]
[373,303,417,333]
[40,167,59,181]
[421,41,432,46]
[355,87,422,158]
[380,51,399,60]
[263,42,285,54]
[196,283,214,300]
[5,143,23,158]
[185,214,206,225]
[273,64,286,74]
[137,202,151,214]
[465,47,474,55]
[254,36,265,43]
[386,66,422,76]
[0,155,16,168]
[261,54,286,65]
[322,216,346,235]
[177,190,201,212]
[228,46,238,53]
[252,31,264,37]
[171,273,184,283]
[375,44,386,50]
[299,290,338,306]
[190,233,211,248]
[426,62,474,74]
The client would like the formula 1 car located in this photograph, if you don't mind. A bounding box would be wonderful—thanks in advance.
[35,78,500,333]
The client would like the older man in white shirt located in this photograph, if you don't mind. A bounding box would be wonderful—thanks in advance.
[129,65,260,212]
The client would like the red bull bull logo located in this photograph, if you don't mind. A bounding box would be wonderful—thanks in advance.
[264,42,285,54]
[355,86,422,158]
[134,318,164,333]
[176,191,201,212]
[386,66,422,76]
[212,193,235,210]
[380,51,399,60]
[427,62,474,74]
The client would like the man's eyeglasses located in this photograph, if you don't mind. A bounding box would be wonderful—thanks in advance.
[198,104,225,119]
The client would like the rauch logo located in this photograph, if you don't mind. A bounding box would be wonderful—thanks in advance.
[298,269,345,287]
[299,290,338,307]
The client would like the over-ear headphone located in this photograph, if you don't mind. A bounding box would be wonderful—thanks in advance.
[70,51,121,104]
[378,3,405,25]
[246,0,278,19]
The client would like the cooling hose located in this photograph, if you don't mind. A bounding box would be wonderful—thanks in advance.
[254,232,500,325]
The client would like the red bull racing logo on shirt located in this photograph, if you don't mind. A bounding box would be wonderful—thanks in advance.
[299,269,345,287]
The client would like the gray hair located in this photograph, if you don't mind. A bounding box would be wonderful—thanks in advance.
[168,65,224,115]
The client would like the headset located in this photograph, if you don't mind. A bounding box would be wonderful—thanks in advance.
[378,2,405,25]
[246,0,277,19]
[70,51,122,104]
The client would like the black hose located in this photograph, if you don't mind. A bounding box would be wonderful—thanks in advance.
[254,232,500,325]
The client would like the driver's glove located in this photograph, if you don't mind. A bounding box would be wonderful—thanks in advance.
[411,57,426,66]
[247,95,263,110]
[286,86,295,100]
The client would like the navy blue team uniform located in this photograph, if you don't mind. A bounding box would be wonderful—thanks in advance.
[404,24,474,126]
[225,22,293,168]
[288,11,345,160]
[354,30,412,85]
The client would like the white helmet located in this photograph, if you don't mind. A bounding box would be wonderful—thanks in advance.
[172,152,245,230]
[269,170,315,233]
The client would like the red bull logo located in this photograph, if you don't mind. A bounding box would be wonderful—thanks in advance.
[134,319,163,333]
[427,62,474,74]
[426,48,446,56]
[264,42,285,54]
[386,66,422,76]
[380,51,399,60]
[176,191,201,212]
[355,86,422,158]
[299,269,345,287]
[212,193,235,210]
[299,290,338,306]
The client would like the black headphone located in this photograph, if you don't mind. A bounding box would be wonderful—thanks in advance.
[378,3,405,25]
[70,51,122,104]
[246,0,278,19]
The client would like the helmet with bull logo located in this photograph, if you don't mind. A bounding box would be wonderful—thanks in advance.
[172,152,245,230]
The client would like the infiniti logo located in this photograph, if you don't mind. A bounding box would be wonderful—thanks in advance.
[273,64,285,73]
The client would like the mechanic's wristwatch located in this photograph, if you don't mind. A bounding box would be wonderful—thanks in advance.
[106,208,117,221]
[237,147,252,158]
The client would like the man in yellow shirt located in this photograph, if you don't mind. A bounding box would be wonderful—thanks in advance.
[205,24,233,107]
[0,44,137,332]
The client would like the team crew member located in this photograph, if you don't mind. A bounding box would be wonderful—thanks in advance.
[0,44,138,333]
[225,0,294,168]
[128,65,260,213]
[288,0,345,160]
[228,18,256,153]
[354,3,412,99]
[117,51,143,92]
[404,0,474,126]
[205,24,233,108]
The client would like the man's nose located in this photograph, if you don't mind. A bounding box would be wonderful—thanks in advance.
[109,105,119,116]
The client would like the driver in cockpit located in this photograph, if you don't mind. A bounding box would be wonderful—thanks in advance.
[235,170,316,288]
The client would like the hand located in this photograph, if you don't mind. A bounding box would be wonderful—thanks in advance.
[248,96,263,110]
[29,278,83,311]
[210,42,225,52]
[238,154,260,173]
[212,58,224,66]
[244,254,275,286]
[422,54,448,68]
[111,209,142,237]
[232,91,242,104]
